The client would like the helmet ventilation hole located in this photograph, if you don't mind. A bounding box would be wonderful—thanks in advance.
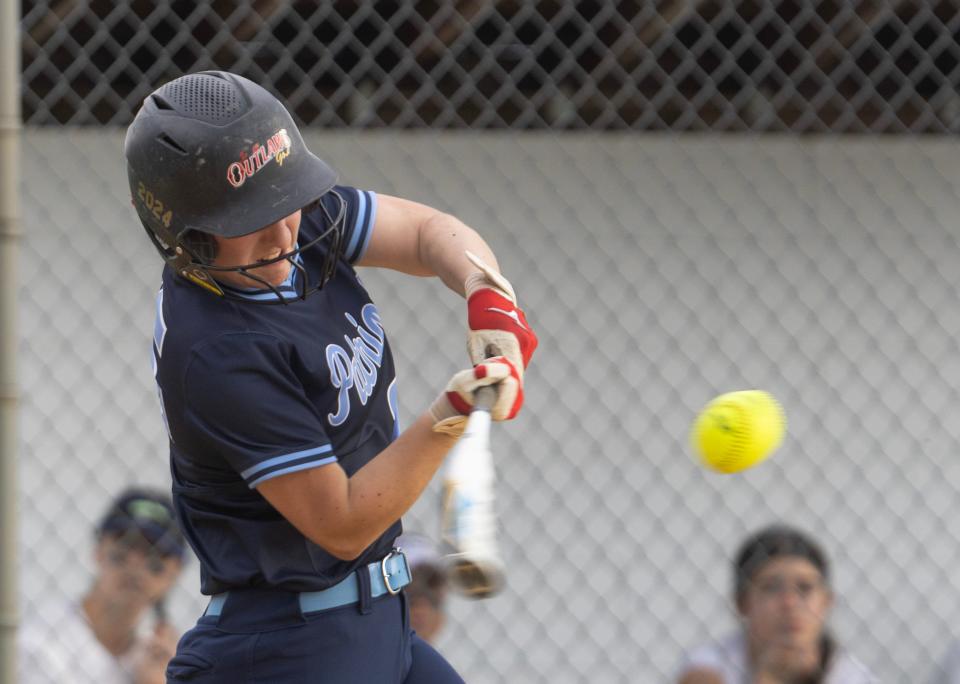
[157,133,188,155]
[156,74,244,124]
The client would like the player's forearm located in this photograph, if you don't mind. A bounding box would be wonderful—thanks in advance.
[346,413,455,550]
[417,212,500,297]
[310,413,457,559]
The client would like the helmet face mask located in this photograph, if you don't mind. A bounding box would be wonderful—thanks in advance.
[183,191,346,301]
[125,71,343,302]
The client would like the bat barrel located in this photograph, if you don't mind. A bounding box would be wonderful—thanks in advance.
[438,368,504,599]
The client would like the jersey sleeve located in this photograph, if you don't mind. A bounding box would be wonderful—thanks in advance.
[325,185,377,264]
[182,333,338,489]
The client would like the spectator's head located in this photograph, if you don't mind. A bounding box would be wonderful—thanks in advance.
[733,525,833,655]
[93,487,186,610]
[398,533,449,644]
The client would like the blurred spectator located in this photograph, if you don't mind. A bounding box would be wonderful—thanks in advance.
[676,524,876,684]
[19,487,187,684]
[397,532,450,645]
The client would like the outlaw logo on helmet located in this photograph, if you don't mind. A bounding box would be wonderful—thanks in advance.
[226,128,293,188]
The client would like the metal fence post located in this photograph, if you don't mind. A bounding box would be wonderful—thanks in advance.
[0,0,22,681]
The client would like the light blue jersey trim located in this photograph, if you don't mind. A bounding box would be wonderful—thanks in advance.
[387,377,400,440]
[344,190,377,263]
[222,255,303,302]
[343,191,367,259]
[240,444,334,480]
[153,288,167,357]
[355,191,377,262]
[248,455,338,489]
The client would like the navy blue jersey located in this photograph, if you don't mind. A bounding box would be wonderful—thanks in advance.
[152,186,403,594]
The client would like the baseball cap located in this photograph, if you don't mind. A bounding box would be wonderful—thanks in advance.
[97,487,186,559]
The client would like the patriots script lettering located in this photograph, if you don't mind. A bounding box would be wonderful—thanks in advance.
[325,304,386,427]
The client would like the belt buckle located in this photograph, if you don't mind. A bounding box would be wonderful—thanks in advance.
[381,547,405,595]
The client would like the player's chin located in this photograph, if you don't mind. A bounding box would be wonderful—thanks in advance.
[770,627,813,651]
[246,260,293,287]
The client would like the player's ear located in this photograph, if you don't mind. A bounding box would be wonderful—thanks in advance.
[92,536,109,568]
[182,230,218,262]
[168,556,185,579]
[735,592,750,618]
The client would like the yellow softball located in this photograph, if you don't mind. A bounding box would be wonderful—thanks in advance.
[691,390,785,474]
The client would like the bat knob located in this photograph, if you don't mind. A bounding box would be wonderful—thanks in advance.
[449,557,505,599]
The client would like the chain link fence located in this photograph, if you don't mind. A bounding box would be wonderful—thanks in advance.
[15,2,960,682]
[20,0,960,131]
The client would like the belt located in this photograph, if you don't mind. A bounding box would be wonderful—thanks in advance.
[205,548,411,618]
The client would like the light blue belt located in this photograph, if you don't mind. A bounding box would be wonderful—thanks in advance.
[205,549,411,617]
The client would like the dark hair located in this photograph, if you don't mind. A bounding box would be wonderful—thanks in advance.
[734,524,829,600]
[734,525,834,683]
[181,229,217,262]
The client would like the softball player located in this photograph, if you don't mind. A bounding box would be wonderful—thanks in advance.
[124,71,537,683]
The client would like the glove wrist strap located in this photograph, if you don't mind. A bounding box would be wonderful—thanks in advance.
[429,396,467,436]
[464,271,513,303]
[463,250,517,303]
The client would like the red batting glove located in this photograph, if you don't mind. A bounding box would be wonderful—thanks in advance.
[464,251,538,376]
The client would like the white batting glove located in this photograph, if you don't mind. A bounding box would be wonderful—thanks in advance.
[429,357,523,436]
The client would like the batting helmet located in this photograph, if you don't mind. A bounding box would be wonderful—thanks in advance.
[124,71,344,299]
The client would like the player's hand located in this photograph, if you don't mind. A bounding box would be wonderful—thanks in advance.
[464,251,537,377]
[134,621,179,684]
[429,356,522,435]
[754,641,820,682]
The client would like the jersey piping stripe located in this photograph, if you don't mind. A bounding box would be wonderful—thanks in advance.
[153,288,167,357]
[342,190,368,261]
[247,455,338,489]
[355,191,377,262]
[240,444,334,480]
[343,190,377,263]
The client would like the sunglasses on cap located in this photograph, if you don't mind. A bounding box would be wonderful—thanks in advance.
[98,493,186,559]
[104,530,179,576]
